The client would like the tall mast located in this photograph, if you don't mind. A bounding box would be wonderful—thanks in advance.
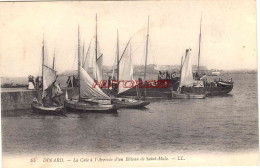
[117,29,119,81]
[197,13,202,72]
[78,25,81,100]
[42,34,45,95]
[144,16,149,98]
[95,14,98,80]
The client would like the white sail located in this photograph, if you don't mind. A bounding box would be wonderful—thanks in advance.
[179,49,194,87]
[42,65,57,98]
[80,66,110,99]
[42,65,56,90]
[94,55,103,81]
[83,40,92,71]
[118,43,134,94]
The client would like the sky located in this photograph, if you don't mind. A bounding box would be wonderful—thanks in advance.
[0,0,257,77]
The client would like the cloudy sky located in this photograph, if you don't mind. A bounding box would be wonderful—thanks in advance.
[0,0,256,77]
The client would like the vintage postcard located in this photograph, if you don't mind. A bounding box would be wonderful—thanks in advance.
[0,0,258,167]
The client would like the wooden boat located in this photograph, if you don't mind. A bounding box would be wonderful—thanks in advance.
[205,80,234,96]
[64,99,117,113]
[31,38,65,115]
[172,49,206,99]
[31,101,65,116]
[111,97,150,108]
[64,25,117,113]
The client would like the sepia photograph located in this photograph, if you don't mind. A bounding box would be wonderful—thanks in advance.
[0,0,258,167]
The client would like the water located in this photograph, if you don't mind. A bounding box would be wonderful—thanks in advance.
[2,74,258,155]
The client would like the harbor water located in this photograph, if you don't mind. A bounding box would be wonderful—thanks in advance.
[2,73,258,155]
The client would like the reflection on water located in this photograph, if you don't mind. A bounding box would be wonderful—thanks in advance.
[2,74,258,155]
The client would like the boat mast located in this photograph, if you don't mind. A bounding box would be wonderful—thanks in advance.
[197,14,202,73]
[78,25,81,100]
[144,16,149,98]
[95,14,98,80]
[42,34,45,96]
[117,29,119,81]
[180,56,183,78]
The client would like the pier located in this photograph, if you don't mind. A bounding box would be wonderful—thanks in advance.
[1,87,78,111]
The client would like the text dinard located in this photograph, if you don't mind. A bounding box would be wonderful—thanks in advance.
[41,156,169,163]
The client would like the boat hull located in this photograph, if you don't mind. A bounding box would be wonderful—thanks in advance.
[172,91,206,99]
[31,102,65,116]
[205,81,234,96]
[113,79,177,99]
[111,98,150,108]
[64,99,117,113]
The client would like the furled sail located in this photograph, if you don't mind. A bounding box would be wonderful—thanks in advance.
[118,43,134,94]
[80,66,110,99]
[179,49,194,87]
[51,82,63,98]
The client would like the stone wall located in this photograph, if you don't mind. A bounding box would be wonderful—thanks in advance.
[1,88,78,111]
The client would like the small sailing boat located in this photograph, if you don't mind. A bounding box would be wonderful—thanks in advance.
[172,49,206,99]
[64,26,117,113]
[195,14,234,95]
[112,31,150,108]
[31,38,65,115]
[117,17,173,99]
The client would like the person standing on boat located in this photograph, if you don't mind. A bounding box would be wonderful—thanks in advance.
[67,76,72,88]
[111,76,117,94]
[161,72,166,79]
[42,81,63,107]
[51,81,63,106]
[73,75,77,87]
[108,76,112,89]
[166,71,170,79]
[35,76,39,90]
[32,76,35,87]
[158,71,162,80]
[39,77,43,89]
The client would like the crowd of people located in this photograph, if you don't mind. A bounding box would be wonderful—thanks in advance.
[28,75,43,90]
[66,75,79,88]
[158,71,177,80]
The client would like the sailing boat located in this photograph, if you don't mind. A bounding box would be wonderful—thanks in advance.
[119,17,173,99]
[111,31,150,108]
[172,48,206,99]
[64,26,117,113]
[195,14,234,96]
[31,38,65,115]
